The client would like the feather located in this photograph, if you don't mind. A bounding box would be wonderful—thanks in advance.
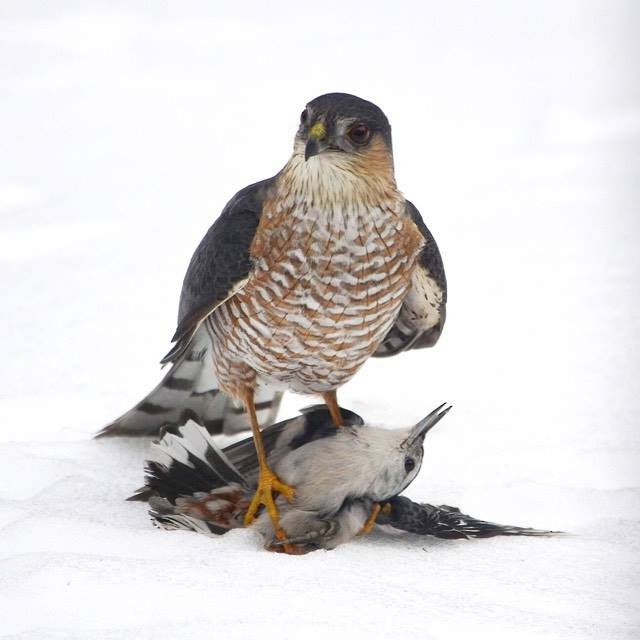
[97,329,282,437]
[373,200,447,357]
[164,178,275,363]
[378,496,558,539]
[136,407,557,549]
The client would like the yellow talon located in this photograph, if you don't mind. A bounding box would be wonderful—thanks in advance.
[358,503,382,536]
[243,466,295,527]
[240,392,296,551]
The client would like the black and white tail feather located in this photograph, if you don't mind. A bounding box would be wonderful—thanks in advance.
[140,405,363,536]
[135,406,556,544]
[97,331,282,438]
[133,404,362,500]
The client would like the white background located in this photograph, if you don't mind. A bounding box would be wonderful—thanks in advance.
[1,2,638,638]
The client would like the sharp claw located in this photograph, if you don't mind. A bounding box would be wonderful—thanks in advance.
[273,479,296,503]
[358,503,382,536]
[242,467,296,528]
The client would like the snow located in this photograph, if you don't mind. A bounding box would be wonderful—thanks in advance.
[1,1,639,638]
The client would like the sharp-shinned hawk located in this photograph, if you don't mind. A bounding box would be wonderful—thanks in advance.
[100,93,447,541]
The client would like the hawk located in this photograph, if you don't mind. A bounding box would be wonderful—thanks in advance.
[100,93,447,539]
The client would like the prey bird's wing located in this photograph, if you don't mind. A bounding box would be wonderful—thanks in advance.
[161,177,275,365]
[374,200,447,357]
[378,496,557,539]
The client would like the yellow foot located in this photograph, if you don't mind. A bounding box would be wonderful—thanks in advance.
[358,503,382,536]
[243,467,295,528]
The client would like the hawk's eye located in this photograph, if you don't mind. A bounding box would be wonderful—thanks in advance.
[348,123,371,145]
[300,109,308,125]
[404,456,415,473]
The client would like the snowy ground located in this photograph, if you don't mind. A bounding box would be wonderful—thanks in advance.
[1,2,639,638]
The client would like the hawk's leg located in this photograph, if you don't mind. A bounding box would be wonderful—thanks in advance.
[322,390,344,427]
[358,503,382,536]
[242,392,296,548]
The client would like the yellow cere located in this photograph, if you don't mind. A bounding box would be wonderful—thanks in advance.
[309,122,327,140]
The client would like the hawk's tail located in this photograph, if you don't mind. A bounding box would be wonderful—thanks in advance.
[96,331,282,438]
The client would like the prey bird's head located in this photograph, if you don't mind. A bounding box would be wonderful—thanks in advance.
[294,93,394,176]
[369,403,452,500]
[271,403,451,512]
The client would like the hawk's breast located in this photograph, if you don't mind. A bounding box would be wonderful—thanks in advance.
[208,187,423,394]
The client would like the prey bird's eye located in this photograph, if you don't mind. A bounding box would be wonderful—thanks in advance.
[300,109,309,125]
[404,456,415,473]
[348,123,372,145]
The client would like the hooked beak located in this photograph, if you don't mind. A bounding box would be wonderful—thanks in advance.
[305,122,328,161]
[403,403,452,447]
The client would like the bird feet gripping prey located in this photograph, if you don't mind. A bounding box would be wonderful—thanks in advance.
[244,467,297,554]
[243,466,295,528]
[358,503,382,536]
[241,394,297,551]
[241,391,343,551]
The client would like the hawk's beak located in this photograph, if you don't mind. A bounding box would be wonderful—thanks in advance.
[305,122,328,161]
[305,138,320,161]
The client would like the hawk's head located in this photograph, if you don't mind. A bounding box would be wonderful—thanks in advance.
[294,93,393,170]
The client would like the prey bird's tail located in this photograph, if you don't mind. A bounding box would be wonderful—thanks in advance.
[140,420,251,534]
[378,496,558,539]
[96,330,282,437]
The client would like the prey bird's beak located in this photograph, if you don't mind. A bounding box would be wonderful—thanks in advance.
[403,403,452,448]
[305,122,328,161]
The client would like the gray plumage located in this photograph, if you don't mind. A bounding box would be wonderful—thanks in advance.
[165,178,275,364]
[96,332,282,437]
[376,497,555,539]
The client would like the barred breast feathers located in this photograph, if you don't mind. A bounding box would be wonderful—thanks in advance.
[207,134,425,397]
[253,135,423,257]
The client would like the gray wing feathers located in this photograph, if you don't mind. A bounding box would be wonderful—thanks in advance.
[378,497,556,539]
[374,200,447,357]
[99,178,282,438]
[162,178,274,364]
[405,199,447,293]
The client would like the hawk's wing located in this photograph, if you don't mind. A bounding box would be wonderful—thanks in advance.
[373,200,447,357]
[97,177,281,438]
[161,178,275,364]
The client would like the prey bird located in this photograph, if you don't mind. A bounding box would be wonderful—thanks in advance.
[135,406,554,554]
[100,93,447,540]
